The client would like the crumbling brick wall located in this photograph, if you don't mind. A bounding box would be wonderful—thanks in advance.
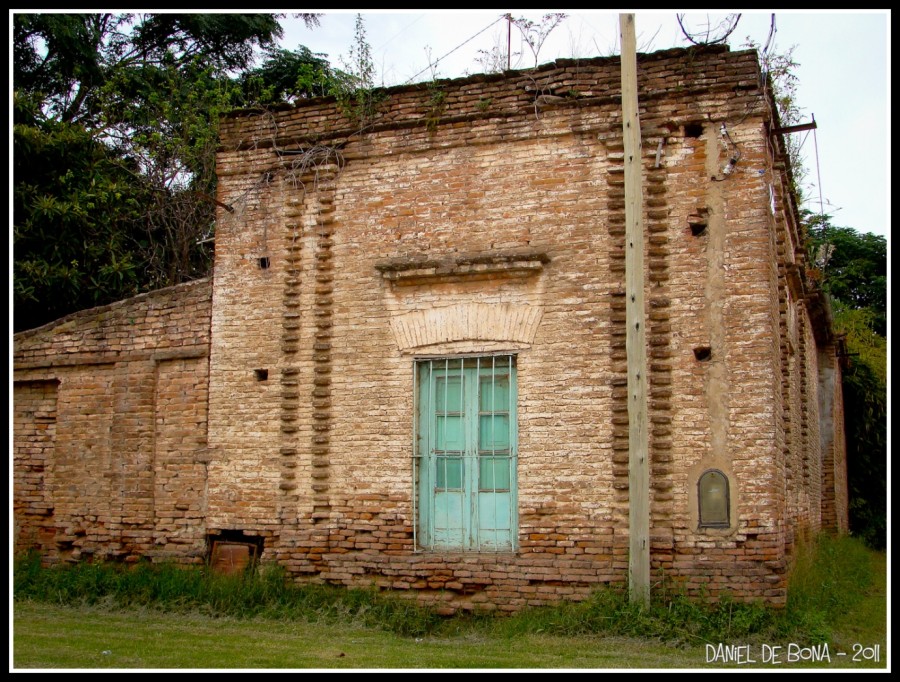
[820,348,849,532]
[13,279,212,563]
[208,45,842,609]
[13,45,846,611]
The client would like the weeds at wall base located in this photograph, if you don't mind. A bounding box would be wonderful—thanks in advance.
[13,534,875,644]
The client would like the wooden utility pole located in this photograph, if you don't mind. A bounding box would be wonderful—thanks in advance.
[619,12,650,607]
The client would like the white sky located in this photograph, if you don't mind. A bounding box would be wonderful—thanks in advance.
[280,10,890,239]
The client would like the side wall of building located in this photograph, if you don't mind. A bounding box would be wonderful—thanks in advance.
[13,279,213,563]
[818,342,850,533]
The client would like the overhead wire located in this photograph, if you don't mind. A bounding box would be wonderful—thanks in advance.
[402,14,507,85]
[373,13,427,83]
[374,13,426,54]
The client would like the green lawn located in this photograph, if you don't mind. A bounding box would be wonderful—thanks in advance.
[13,592,886,670]
[13,602,700,669]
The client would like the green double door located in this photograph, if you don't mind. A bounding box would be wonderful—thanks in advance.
[416,357,517,551]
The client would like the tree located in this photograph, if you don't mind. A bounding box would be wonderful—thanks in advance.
[14,14,282,125]
[807,215,887,336]
[240,45,345,105]
[13,13,342,331]
[842,357,887,550]
[13,91,149,330]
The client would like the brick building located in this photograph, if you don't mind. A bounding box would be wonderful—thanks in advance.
[13,45,848,610]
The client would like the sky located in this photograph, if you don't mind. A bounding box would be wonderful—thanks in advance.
[278,10,890,239]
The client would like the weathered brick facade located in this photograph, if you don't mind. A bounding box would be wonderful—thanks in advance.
[14,279,212,563]
[14,45,848,610]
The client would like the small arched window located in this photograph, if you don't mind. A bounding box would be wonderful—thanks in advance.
[698,469,730,528]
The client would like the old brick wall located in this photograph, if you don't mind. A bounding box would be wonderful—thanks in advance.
[12,45,846,610]
[207,46,842,610]
[819,343,849,533]
[13,380,59,553]
[13,279,212,563]
[829,354,849,532]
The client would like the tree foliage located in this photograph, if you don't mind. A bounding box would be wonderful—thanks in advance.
[13,13,343,332]
[841,359,887,550]
[806,214,887,549]
[240,46,345,105]
[13,91,149,330]
[807,216,887,336]
[14,14,282,125]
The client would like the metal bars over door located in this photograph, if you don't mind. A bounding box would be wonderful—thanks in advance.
[415,355,517,551]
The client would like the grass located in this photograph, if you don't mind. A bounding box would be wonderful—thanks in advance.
[13,604,712,669]
[13,557,440,637]
[12,534,887,669]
